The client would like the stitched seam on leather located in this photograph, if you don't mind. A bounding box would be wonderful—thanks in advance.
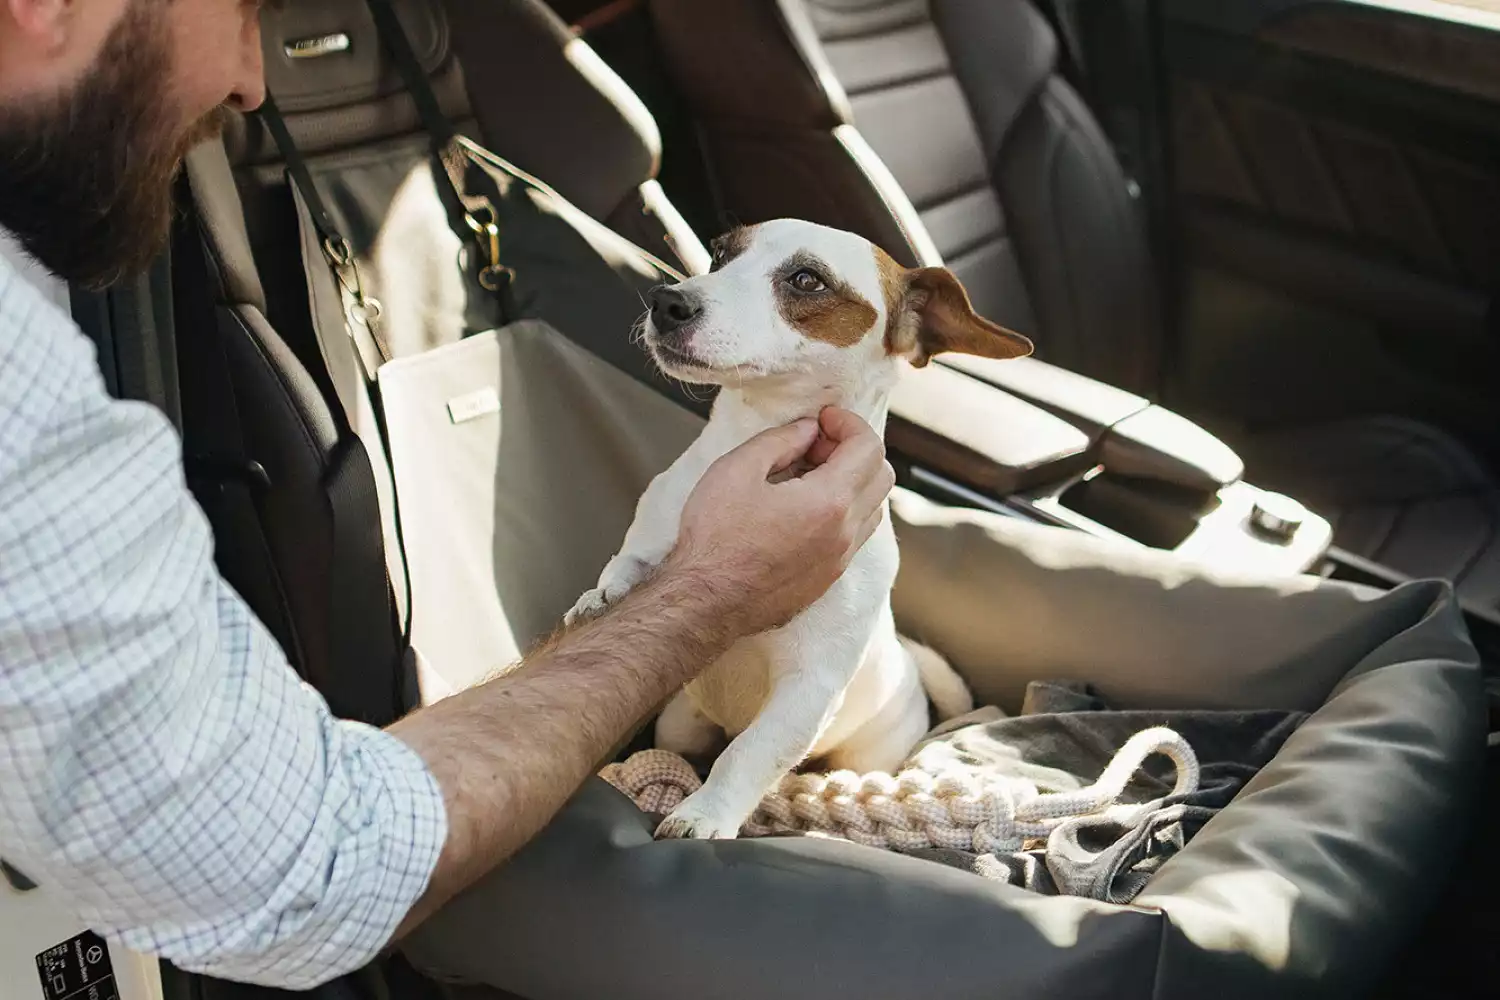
[802,0,929,43]
[841,66,950,98]
[942,233,1013,269]
[910,177,997,214]
[815,14,933,43]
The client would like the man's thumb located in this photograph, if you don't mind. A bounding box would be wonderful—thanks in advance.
[738,418,819,475]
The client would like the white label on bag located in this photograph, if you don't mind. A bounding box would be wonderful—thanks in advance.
[446,386,500,425]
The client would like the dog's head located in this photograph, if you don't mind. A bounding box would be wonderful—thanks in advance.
[643,219,1033,387]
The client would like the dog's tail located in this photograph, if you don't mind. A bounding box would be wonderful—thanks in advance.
[902,637,974,722]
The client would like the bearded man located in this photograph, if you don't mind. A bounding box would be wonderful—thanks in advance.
[0,0,892,987]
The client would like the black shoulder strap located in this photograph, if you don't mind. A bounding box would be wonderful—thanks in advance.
[365,0,456,149]
[363,0,523,311]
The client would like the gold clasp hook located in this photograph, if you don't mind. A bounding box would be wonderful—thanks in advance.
[463,204,515,292]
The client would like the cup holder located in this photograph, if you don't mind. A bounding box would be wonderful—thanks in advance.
[1059,470,1221,551]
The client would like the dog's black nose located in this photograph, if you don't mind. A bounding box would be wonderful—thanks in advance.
[649,285,703,336]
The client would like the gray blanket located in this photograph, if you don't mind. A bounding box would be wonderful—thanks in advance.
[902,680,1307,903]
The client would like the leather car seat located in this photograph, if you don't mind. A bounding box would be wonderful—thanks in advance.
[646,0,1500,611]
[170,0,710,724]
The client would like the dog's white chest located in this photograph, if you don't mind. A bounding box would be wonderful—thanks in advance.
[683,525,902,742]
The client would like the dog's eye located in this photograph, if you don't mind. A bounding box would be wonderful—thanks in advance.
[788,269,826,293]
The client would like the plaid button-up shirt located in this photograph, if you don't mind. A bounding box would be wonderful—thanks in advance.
[0,241,447,989]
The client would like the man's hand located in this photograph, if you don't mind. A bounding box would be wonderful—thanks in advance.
[387,407,893,940]
[670,406,895,635]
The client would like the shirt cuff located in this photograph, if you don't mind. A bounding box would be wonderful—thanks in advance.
[340,720,449,966]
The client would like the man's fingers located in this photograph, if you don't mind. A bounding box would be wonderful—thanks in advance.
[805,431,838,468]
[805,407,871,468]
[725,418,820,477]
[818,405,872,444]
[802,407,884,485]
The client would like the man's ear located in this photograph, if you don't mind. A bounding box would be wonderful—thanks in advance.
[905,267,1033,367]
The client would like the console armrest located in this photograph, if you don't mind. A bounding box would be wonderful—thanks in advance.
[939,355,1244,492]
[1101,406,1244,493]
[888,363,1093,495]
[891,358,1329,573]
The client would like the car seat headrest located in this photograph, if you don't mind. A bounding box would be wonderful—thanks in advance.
[230,0,661,228]
[261,0,450,116]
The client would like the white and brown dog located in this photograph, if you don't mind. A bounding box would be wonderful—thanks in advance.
[564,219,1033,839]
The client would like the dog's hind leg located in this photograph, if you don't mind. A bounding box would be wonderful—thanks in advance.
[903,637,974,721]
[656,625,863,840]
[655,690,725,762]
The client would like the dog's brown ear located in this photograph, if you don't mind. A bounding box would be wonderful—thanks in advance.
[904,267,1033,367]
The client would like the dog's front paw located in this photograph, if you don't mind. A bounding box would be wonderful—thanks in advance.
[654,795,744,840]
[563,588,610,628]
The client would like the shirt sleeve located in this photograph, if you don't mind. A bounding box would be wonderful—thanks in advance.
[0,265,447,989]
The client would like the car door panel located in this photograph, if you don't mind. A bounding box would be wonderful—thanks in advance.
[1150,0,1500,457]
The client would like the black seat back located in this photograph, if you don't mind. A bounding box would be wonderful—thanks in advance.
[649,0,1163,395]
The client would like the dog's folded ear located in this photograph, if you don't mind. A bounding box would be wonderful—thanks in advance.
[904,267,1033,368]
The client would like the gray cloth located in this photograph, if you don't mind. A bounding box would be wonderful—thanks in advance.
[903,680,1308,902]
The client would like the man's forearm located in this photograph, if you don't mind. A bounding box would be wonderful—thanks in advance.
[386,559,734,936]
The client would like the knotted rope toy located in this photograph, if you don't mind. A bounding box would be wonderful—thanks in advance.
[601,726,1199,853]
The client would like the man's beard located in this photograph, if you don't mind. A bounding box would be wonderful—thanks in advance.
[0,1,227,289]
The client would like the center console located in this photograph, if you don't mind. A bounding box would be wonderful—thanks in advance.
[886,355,1333,576]
[885,355,1500,682]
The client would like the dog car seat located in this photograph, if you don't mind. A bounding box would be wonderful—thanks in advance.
[644,0,1500,612]
[405,503,1484,1000]
[184,0,721,704]
[169,1,1483,998]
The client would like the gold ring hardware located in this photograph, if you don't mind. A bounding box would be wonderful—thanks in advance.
[463,205,504,277]
[347,296,384,326]
[478,265,515,292]
[463,205,498,234]
[322,235,383,334]
[322,236,354,267]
